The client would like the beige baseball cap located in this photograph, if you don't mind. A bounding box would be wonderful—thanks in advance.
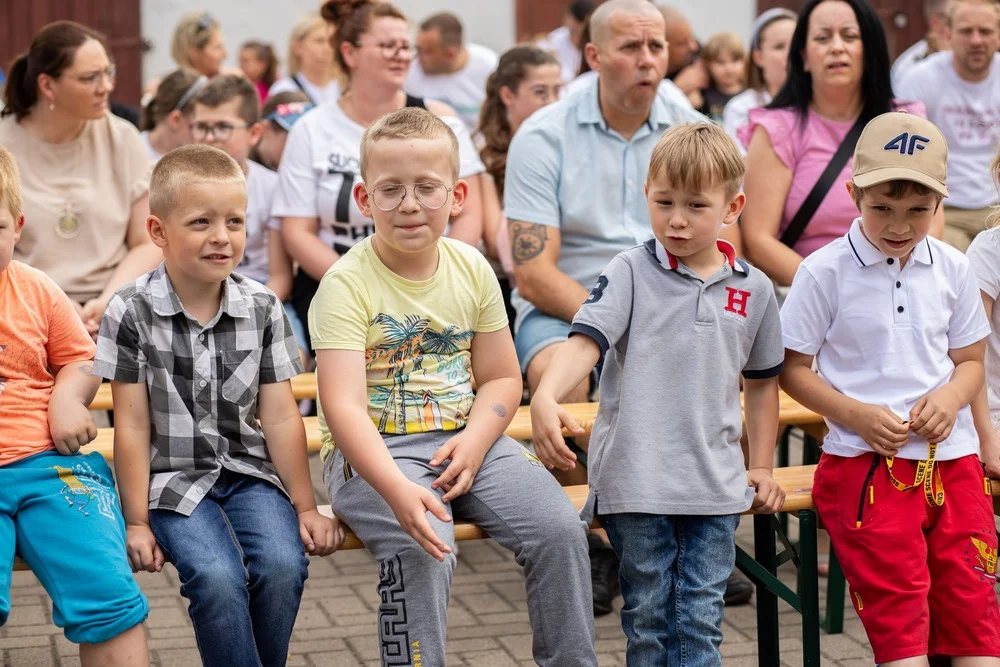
[852,112,949,198]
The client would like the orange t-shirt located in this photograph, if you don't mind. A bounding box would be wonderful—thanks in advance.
[0,261,96,466]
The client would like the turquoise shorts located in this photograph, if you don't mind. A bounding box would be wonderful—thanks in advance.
[0,451,148,644]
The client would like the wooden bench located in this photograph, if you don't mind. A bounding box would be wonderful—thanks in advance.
[90,373,321,411]
[81,392,824,462]
[1,466,856,667]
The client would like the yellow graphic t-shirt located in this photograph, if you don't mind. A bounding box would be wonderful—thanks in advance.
[309,237,508,458]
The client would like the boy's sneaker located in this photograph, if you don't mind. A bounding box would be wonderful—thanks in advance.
[724,571,754,606]
[589,534,620,616]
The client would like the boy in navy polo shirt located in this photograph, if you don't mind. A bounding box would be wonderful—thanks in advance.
[780,112,1000,665]
[531,122,785,666]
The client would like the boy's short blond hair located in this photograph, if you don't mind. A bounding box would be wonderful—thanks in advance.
[0,146,23,221]
[150,145,246,219]
[359,108,460,182]
[702,31,746,64]
[646,123,745,198]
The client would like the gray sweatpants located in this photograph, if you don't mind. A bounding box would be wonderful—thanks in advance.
[324,430,597,667]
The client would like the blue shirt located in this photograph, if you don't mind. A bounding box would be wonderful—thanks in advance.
[504,75,707,325]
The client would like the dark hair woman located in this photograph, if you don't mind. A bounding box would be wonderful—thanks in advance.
[740,0,937,289]
[477,46,561,277]
[0,20,158,337]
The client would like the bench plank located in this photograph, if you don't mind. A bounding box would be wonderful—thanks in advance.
[4,467,846,571]
[17,470,999,571]
[90,373,320,411]
[82,392,824,463]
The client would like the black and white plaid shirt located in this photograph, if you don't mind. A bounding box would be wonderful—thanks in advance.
[94,264,303,515]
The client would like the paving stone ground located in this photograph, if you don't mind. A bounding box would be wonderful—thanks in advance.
[2,451,992,666]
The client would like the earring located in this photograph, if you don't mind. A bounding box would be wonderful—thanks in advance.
[48,103,55,111]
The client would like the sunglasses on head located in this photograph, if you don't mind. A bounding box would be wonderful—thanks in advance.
[195,13,214,33]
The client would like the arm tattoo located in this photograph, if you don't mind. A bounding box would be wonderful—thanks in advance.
[491,403,507,418]
[510,222,548,265]
[77,363,94,377]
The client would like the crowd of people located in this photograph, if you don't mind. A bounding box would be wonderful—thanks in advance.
[1,0,1000,665]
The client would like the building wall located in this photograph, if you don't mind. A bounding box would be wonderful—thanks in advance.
[141,1,757,84]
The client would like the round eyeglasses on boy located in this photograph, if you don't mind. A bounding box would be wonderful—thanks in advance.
[366,182,454,212]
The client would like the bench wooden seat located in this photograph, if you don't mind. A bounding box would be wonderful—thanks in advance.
[81,392,824,462]
[12,468,819,571]
[90,373,321,411]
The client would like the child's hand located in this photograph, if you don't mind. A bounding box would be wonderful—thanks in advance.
[298,509,344,557]
[385,481,453,561]
[848,403,909,457]
[981,430,1000,480]
[748,468,785,514]
[530,395,584,471]
[47,394,97,455]
[430,433,488,502]
[126,523,164,573]
[910,386,961,444]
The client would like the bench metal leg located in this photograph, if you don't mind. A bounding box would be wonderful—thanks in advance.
[797,510,821,667]
[823,544,846,635]
[754,514,780,667]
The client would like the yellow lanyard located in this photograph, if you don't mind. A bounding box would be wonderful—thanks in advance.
[886,442,945,507]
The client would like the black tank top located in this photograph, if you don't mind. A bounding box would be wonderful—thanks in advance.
[405,94,427,109]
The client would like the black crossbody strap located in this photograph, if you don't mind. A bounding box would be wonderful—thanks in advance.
[779,114,867,249]
[291,75,316,105]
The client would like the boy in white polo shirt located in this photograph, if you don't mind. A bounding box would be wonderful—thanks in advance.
[531,122,786,666]
[780,112,1000,665]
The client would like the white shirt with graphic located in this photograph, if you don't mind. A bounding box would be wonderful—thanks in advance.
[896,51,1000,209]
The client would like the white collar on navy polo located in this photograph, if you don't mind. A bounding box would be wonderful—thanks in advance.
[653,238,747,274]
[845,217,934,269]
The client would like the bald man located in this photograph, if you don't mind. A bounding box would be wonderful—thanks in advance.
[504,0,750,616]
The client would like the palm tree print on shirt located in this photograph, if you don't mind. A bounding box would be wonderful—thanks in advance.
[366,314,475,434]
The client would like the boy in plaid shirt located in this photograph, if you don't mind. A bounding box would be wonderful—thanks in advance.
[94,145,341,667]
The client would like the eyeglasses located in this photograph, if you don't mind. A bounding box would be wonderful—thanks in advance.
[73,64,116,88]
[367,182,453,211]
[357,40,414,59]
[190,121,250,141]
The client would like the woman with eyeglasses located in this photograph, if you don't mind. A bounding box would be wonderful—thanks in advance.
[274,0,486,349]
[0,21,158,338]
[171,12,228,79]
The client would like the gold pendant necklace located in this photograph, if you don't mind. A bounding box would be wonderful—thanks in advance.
[56,202,80,239]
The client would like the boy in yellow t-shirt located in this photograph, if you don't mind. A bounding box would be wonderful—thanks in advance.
[309,108,597,667]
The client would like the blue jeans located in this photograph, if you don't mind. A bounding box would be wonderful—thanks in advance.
[149,471,309,667]
[600,513,740,667]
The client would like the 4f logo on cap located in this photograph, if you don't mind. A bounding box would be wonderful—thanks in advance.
[724,288,751,318]
[884,132,930,155]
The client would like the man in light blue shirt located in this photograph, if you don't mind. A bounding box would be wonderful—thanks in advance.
[505,0,708,392]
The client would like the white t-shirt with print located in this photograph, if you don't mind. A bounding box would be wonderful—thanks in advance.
[271,101,485,256]
[405,43,499,133]
[966,229,1000,422]
[268,75,342,106]
[237,160,279,285]
[896,51,1000,209]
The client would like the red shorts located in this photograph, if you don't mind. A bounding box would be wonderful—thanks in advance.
[813,452,1000,663]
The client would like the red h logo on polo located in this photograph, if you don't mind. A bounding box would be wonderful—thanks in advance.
[724,288,751,318]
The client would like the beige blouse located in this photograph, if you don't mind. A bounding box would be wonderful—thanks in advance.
[0,112,151,303]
